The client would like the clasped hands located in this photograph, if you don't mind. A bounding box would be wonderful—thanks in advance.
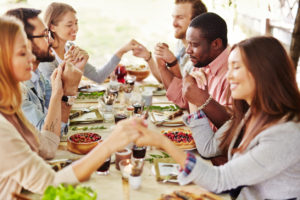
[182,70,210,107]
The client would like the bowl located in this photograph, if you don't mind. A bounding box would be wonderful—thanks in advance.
[67,132,102,154]
[126,65,150,82]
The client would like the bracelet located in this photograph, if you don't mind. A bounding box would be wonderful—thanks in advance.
[145,51,152,62]
[197,95,212,110]
[165,58,178,68]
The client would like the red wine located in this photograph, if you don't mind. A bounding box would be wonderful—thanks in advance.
[132,145,146,159]
[114,113,128,124]
[97,158,111,172]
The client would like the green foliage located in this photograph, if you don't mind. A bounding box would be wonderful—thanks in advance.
[145,151,170,163]
[42,184,97,200]
[144,105,179,112]
[77,91,105,99]
[71,126,107,131]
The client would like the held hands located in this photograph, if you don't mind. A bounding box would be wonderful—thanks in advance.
[50,65,64,98]
[131,41,151,61]
[110,118,165,149]
[61,61,83,96]
[182,74,209,106]
[116,39,142,58]
[190,68,207,90]
[65,45,89,72]
[154,42,176,64]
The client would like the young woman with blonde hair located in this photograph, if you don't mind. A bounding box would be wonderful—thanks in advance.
[0,16,140,199]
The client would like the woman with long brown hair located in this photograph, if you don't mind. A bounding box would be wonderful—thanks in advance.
[0,16,140,199]
[132,36,300,199]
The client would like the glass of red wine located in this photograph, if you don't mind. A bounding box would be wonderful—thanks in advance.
[115,64,127,84]
[132,145,147,160]
[96,157,111,175]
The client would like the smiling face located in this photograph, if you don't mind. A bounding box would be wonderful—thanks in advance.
[51,11,78,42]
[186,27,214,68]
[172,3,192,40]
[12,31,36,82]
[227,47,256,105]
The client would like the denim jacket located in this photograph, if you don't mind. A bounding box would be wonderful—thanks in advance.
[21,69,68,135]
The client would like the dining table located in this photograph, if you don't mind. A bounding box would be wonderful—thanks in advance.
[22,75,232,200]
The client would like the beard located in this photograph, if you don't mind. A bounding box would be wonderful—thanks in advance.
[32,43,55,62]
[174,27,186,39]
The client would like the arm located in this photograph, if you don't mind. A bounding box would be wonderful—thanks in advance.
[183,75,230,128]
[82,38,138,84]
[178,122,300,193]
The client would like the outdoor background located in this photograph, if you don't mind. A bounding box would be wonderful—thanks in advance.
[0,0,299,84]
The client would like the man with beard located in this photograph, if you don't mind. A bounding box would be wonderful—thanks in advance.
[132,0,207,83]
[6,8,86,137]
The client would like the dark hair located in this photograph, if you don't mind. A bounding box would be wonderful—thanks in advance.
[189,12,228,47]
[220,36,300,154]
[5,8,41,38]
[175,0,207,19]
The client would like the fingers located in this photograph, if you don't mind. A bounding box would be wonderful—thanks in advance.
[190,70,207,90]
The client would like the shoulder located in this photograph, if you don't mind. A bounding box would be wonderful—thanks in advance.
[257,121,300,143]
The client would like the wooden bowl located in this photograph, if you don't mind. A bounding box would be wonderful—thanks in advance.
[67,133,102,155]
[127,70,150,82]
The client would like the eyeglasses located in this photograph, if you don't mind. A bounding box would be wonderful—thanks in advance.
[28,30,51,41]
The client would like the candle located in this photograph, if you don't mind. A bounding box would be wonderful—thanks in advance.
[123,164,132,179]
[115,148,132,170]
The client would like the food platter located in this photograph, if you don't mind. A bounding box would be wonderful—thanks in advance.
[148,103,185,127]
[69,108,103,125]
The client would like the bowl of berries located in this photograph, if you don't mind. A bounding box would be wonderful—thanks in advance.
[67,132,102,154]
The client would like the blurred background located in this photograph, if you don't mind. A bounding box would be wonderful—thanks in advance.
[1,0,299,85]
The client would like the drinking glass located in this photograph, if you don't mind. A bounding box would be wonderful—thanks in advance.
[132,145,147,160]
[115,148,132,170]
[115,64,127,83]
[96,157,111,175]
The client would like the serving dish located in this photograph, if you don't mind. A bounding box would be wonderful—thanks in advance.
[67,132,102,154]
[126,64,150,81]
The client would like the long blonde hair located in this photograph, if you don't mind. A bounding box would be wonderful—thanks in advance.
[0,16,38,137]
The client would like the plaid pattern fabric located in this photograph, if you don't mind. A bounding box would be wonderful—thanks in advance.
[187,109,207,124]
[181,152,197,177]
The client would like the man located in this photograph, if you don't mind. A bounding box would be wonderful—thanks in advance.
[6,8,85,137]
[161,12,231,131]
[133,0,207,83]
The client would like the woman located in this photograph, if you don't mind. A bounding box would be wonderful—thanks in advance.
[133,36,300,199]
[0,16,140,199]
[39,2,139,83]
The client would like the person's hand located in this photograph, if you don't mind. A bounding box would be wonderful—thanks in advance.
[154,42,176,63]
[65,46,89,72]
[61,61,83,96]
[50,64,64,98]
[132,41,151,61]
[116,39,140,58]
[182,74,209,106]
[190,68,207,90]
[105,118,142,152]
[128,118,165,148]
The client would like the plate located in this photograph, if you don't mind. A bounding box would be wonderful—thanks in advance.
[70,109,103,125]
[149,105,184,127]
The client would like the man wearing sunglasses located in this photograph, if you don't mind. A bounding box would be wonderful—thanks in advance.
[6,8,86,146]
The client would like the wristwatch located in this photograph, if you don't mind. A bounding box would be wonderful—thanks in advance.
[165,58,178,68]
[62,95,76,106]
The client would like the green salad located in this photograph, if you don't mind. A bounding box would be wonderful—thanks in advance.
[42,184,97,200]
